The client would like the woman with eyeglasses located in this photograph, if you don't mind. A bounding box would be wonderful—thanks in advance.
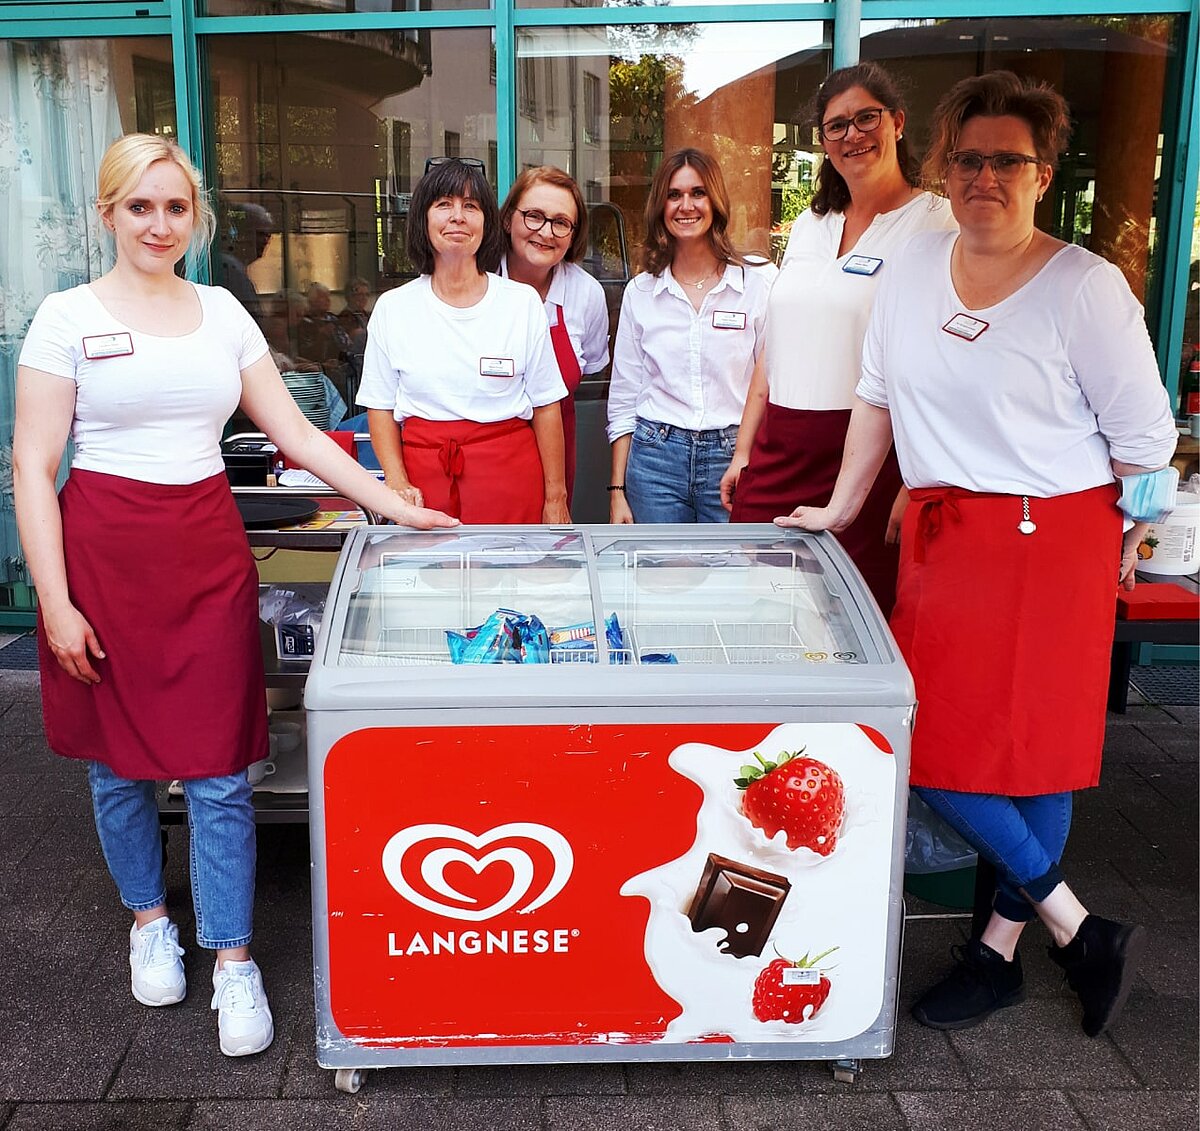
[721,62,955,614]
[358,157,570,523]
[779,71,1175,1037]
[499,167,610,509]
[607,148,773,524]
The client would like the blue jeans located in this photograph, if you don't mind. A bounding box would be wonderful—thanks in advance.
[625,418,737,524]
[88,762,257,949]
[915,786,1071,923]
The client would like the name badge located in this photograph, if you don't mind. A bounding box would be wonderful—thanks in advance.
[479,357,516,378]
[711,310,746,331]
[82,332,134,360]
[842,255,883,276]
[942,313,990,341]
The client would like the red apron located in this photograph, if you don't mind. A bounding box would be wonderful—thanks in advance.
[730,402,903,616]
[891,484,1122,796]
[549,304,583,506]
[37,469,268,781]
[402,416,545,523]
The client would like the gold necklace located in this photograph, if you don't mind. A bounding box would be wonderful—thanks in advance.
[675,264,720,290]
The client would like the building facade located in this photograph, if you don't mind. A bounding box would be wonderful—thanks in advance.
[1,0,1197,617]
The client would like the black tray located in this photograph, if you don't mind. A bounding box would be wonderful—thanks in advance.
[236,497,320,529]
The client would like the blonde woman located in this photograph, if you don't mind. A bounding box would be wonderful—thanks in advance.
[14,134,456,1057]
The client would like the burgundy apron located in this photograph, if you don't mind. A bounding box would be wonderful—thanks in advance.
[37,469,268,781]
[731,402,903,616]
[401,416,545,523]
[549,303,583,507]
[892,484,1121,795]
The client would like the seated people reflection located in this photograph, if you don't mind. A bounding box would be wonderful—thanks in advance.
[357,157,569,523]
[298,282,354,400]
[217,200,274,319]
[337,277,372,396]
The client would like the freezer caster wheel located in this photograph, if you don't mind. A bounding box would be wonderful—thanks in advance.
[335,1068,367,1094]
[831,1057,860,1084]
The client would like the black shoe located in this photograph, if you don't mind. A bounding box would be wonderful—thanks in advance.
[911,938,1026,1030]
[1048,914,1145,1038]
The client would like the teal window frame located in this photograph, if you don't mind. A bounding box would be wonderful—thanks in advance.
[1,0,1195,394]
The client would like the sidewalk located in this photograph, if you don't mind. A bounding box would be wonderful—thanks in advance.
[0,667,1195,1130]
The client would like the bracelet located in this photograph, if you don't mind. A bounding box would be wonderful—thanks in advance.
[606,484,626,493]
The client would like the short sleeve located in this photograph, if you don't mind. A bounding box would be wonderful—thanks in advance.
[579,273,611,374]
[216,286,270,368]
[18,292,80,382]
[521,290,569,407]
[357,294,401,410]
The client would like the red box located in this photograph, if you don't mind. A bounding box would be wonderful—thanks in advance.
[1116,583,1200,620]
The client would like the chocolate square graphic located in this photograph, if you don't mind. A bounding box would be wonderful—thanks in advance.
[685,852,791,959]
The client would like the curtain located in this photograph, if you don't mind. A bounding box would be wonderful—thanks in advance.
[0,39,121,592]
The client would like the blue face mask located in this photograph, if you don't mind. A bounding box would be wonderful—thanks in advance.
[1118,467,1179,524]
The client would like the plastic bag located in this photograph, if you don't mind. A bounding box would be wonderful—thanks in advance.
[446,608,550,664]
[904,790,977,874]
[259,586,325,660]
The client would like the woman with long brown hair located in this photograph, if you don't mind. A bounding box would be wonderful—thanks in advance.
[606,148,773,523]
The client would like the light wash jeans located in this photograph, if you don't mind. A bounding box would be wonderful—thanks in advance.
[915,786,1072,923]
[88,761,256,949]
[625,418,737,524]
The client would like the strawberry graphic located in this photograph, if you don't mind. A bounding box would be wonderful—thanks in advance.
[735,749,845,855]
[752,948,837,1024]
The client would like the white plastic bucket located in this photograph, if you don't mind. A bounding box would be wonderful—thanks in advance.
[1137,492,1200,575]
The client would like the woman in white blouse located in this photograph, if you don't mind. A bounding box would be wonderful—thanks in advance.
[607,148,772,523]
[779,72,1175,1039]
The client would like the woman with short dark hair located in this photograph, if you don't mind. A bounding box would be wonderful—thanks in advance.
[779,71,1176,1037]
[359,158,569,523]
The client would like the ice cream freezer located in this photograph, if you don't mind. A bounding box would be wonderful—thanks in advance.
[304,524,915,1092]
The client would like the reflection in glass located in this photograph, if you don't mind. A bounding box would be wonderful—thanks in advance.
[204,0,485,14]
[207,29,498,414]
[515,22,829,302]
[860,16,1181,310]
[1,37,175,605]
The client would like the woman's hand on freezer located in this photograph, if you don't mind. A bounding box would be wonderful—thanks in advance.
[386,498,460,529]
[774,505,842,532]
[43,603,105,684]
[542,496,571,525]
[609,493,634,524]
[719,456,748,512]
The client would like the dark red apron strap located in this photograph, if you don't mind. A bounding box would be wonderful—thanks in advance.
[549,304,582,505]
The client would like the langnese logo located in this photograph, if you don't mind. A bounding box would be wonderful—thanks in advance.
[381,822,574,922]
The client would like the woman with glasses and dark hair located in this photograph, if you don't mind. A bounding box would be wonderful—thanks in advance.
[606,147,773,524]
[358,157,570,523]
[499,167,610,508]
[779,71,1175,1037]
[721,62,955,614]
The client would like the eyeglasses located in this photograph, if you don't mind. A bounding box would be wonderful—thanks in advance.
[517,208,576,239]
[818,107,890,142]
[947,151,1043,180]
[424,156,487,174]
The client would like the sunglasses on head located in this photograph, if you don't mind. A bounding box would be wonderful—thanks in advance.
[424,156,487,174]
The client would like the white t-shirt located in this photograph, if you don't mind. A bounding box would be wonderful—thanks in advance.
[607,262,772,442]
[499,257,611,376]
[18,283,268,485]
[357,274,567,422]
[768,193,957,411]
[856,231,1177,496]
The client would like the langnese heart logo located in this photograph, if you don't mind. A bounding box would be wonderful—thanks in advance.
[381,823,574,922]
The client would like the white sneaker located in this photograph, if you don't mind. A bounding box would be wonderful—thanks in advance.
[211,958,274,1057]
[129,918,186,1007]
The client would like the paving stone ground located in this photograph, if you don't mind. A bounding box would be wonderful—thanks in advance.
[0,671,1195,1130]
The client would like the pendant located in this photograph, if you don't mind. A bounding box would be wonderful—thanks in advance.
[1018,519,1037,535]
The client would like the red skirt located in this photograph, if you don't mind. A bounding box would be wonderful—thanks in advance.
[892,485,1122,795]
[730,403,903,616]
[38,469,268,780]
[401,417,544,524]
